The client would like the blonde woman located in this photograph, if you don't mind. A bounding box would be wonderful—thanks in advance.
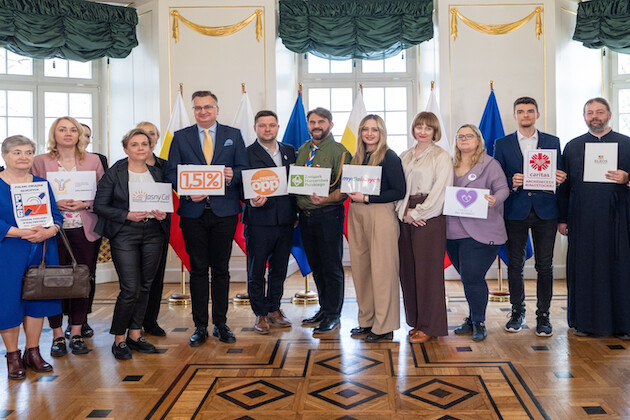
[347,115,405,342]
[396,112,453,343]
[446,125,509,341]
[32,117,105,357]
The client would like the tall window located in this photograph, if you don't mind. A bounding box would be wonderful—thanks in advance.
[611,52,630,136]
[0,48,100,167]
[299,49,417,155]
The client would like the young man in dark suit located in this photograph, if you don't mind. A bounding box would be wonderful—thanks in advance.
[242,110,297,334]
[165,90,248,345]
[494,97,566,337]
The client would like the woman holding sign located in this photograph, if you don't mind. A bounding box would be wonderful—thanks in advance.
[0,135,63,379]
[94,128,169,360]
[347,115,405,342]
[446,124,509,341]
[396,112,453,343]
[32,116,105,357]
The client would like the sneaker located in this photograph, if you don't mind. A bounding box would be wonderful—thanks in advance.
[505,309,525,332]
[112,342,132,360]
[472,322,487,342]
[536,313,553,337]
[454,317,473,335]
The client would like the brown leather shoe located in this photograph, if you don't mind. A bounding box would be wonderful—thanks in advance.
[408,330,432,343]
[408,328,418,336]
[22,346,53,372]
[267,310,291,328]
[254,316,270,334]
[5,350,25,380]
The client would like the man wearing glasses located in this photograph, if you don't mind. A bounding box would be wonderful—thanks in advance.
[166,90,248,346]
[493,97,566,337]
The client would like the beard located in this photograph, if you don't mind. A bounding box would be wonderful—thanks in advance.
[310,127,331,141]
[587,119,609,134]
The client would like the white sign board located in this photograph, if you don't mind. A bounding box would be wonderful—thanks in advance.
[129,182,174,212]
[443,186,490,219]
[523,149,557,191]
[287,166,331,197]
[583,143,618,183]
[47,171,97,201]
[177,165,225,195]
[11,181,54,228]
[242,167,288,200]
[340,165,382,195]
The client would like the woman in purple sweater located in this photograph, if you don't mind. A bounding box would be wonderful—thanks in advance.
[446,124,509,341]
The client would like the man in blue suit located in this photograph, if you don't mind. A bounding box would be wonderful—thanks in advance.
[165,90,248,345]
[494,97,566,337]
[242,110,297,334]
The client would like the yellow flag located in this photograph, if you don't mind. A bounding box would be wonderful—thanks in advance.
[340,91,367,155]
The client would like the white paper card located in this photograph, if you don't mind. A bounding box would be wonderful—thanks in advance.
[10,181,54,228]
[443,186,490,219]
[47,171,97,201]
[129,182,174,212]
[523,149,557,191]
[177,165,225,195]
[242,167,288,200]
[340,165,382,195]
[583,143,618,183]
[287,166,331,197]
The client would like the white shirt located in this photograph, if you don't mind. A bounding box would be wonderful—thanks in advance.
[517,129,539,157]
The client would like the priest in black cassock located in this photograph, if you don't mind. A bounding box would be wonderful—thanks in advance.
[558,97,630,338]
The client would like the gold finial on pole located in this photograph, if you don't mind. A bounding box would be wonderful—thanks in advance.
[298,82,303,96]
[241,83,246,94]
[359,82,363,94]
[179,83,183,96]
[490,81,494,91]
[431,81,435,90]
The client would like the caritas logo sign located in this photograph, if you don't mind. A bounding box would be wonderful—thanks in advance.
[530,153,551,171]
[251,169,281,195]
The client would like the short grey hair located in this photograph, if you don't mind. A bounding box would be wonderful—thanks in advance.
[2,135,36,155]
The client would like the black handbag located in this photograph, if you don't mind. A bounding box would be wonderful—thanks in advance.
[22,229,92,300]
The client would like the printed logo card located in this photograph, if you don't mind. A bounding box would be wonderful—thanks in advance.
[11,181,54,228]
[523,149,557,191]
[47,171,97,200]
[287,166,331,197]
[177,165,225,195]
[583,143,618,183]
[340,165,382,195]
[129,182,174,212]
[242,167,288,200]
[443,186,490,219]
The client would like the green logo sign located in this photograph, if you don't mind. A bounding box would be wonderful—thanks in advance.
[290,174,304,187]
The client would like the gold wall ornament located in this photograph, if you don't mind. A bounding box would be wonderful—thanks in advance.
[171,9,263,43]
[450,7,542,41]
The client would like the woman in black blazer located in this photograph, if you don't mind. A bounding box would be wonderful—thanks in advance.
[94,128,169,360]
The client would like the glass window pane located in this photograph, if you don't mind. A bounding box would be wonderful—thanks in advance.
[384,51,406,73]
[0,48,6,74]
[44,58,69,77]
[45,117,57,139]
[330,88,352,112]
[0,90,6,116]
[0,117,6,139]
[330,59,352,74]
[618,54,630,75]
[385,111,407,135]
[388,135,408,155]
[307,53,330,74]
[362,59,383,73]
[363,88,384,111]
[7,91,32,116]
[331,112,349,138]
[385,87,407,111]
[619,89,630,113]
[45,92,69,117]
[7,51,32,75]
[68,60,92,79]
[69,93,92,118]
[7,117,33,139]
[308,88,330,110]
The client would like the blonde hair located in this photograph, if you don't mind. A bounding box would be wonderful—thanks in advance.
[47,116,86,161]
[411,112,441,142]
[453,124,486,168]
[351,115,389,166]
[136,121,160,140]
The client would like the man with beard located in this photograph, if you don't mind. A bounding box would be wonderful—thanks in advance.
[494,97,566,337]
[297,107,351,334]
[558,97,630,338]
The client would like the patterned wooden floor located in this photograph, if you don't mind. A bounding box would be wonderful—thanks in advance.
[1,272,629,419]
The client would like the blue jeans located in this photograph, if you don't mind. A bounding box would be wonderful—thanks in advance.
[447,238,500,323]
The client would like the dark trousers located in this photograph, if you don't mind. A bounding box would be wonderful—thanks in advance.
[505,210,556,316]
[48,227,99,329]
[87,237,102,313]
[244,224,294,316]
[447,238,500,323]
[109,220,164,336]
[143,230,170,328]
[181,209,238,328]
[299,205,345,318]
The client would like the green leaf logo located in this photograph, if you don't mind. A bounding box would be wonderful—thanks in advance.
[290,174,304,187]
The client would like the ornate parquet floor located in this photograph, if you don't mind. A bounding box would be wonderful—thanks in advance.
[1,271,629,419]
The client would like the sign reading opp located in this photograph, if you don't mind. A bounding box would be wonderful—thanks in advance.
[242,167,288,199]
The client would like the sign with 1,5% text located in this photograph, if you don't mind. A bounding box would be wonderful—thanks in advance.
[177,165,225,196]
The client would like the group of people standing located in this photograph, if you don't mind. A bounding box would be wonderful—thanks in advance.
[2,91,629,381]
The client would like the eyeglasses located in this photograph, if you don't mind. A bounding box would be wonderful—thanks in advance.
[456,134,477,140]
[193,105,217,112]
